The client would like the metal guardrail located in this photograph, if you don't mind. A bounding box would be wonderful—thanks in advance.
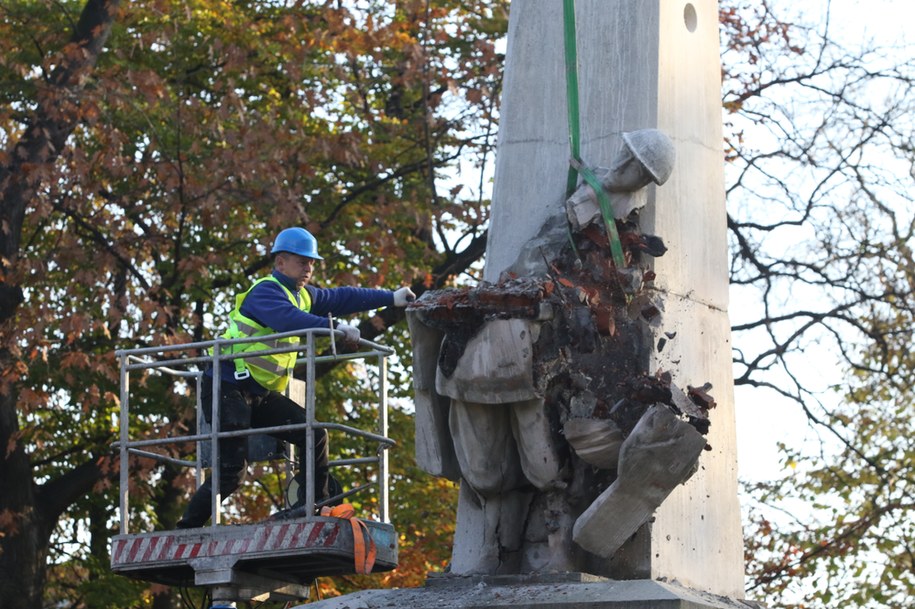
[114,328,396,535]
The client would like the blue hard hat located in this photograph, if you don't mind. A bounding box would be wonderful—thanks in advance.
[271,227,323,260]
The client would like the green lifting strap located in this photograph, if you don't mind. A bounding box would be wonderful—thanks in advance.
[562,0,627,269]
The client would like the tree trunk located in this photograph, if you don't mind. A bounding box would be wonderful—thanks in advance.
[0,383,45,607]
[0,2,120,608]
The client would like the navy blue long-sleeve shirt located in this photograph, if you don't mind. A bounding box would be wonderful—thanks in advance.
[211,270,394,394]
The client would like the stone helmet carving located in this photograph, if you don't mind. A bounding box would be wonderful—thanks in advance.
[621,129,676,186]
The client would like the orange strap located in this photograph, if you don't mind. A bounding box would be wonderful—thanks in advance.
[320,504,377,574]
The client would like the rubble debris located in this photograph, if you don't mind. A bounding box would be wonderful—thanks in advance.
[665,375,713,436]
[687,382,717,410]
[621,232,667,258]
[640,304,661,321]
[410,279,551,377]
[411,279,552,324]
[626,292,664,322]
[568,391,597,420]
[617,267,644,293]
[623,374,671,407]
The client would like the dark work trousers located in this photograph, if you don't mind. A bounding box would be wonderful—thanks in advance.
[176,380,329,528]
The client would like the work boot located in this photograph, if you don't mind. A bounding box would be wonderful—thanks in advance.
[269,472,346,521]
[175,486,213,529]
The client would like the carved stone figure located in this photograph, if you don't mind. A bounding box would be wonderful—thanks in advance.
[407,129,713,576]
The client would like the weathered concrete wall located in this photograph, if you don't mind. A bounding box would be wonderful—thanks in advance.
[295,574,765,609]
[483,0,744,598]
[646,1,743,596]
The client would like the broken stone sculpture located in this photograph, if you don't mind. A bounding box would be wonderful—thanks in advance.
[504,129,676,282]
[566,129,676,230]
[407,128,714,577]
[572,405,707,558]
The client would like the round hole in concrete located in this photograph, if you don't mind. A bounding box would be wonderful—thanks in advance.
[684,3,698,32]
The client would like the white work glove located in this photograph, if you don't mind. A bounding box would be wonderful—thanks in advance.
[335,323,361,346]
[393,286,416,307]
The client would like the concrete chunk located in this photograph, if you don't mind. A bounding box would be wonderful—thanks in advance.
[563,418,625,470]
[572,406,707,558]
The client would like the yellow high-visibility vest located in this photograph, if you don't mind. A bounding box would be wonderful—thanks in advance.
[220,276,312,392]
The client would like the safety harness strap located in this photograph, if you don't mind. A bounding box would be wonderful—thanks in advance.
[320,504,377,574]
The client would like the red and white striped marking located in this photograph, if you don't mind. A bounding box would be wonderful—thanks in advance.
[112,520,341,567]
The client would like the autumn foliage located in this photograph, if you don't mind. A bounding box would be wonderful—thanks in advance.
[3,1,914,609]
[1,1,504,608]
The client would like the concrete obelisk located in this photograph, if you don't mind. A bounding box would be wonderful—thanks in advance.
[484,0,743,597]
[302,2,748,607]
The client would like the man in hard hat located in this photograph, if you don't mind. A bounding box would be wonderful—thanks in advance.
[176,227,415,528]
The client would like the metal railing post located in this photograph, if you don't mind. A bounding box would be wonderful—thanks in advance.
[378,354,390,524]
[119,353,130,534]
[284,401,295,508]
[304,332,316,517]
[211,341,222,527]
[195,372,204,487]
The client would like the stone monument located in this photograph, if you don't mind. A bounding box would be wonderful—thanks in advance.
[304,1,753,607]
